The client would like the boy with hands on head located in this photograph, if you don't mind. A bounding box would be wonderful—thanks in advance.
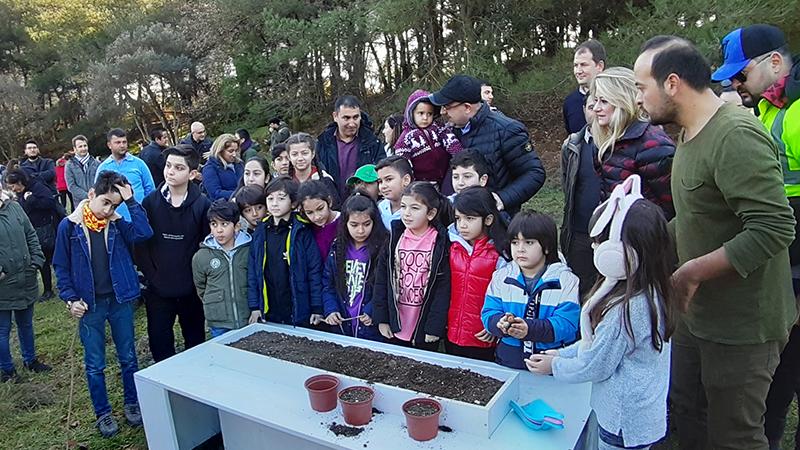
[53,171,153,438]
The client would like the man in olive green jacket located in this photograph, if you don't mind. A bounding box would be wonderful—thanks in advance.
[191,201,251,338]
[636,37,796,449]
[0,190,50,381]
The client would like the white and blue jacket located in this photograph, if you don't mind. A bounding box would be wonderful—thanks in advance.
[481,261,580,369]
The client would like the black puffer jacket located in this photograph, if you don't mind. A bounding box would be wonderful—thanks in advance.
[456,104,546,213]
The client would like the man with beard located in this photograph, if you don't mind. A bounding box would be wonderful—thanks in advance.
[19,140,56,196]
[713,24,800,450]
[315,95,384,199]
[634,36,796,449]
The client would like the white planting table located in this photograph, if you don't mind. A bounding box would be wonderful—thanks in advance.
[134,323,593,450]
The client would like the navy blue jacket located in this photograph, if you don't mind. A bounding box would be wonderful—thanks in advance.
[53,199,153,308]
[248,213,323,325]
[20,157,57,194]
[202,156,244,201]
[136,182,211,298]
[456,104,546,214]
[140,141,166,187]
[563,89,587,135]
[321,244,382,341]
[315,112,385,186]
[179,134,213,157]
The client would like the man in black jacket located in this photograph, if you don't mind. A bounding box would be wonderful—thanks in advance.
[20,140,57,196]
[140,127,169,187]
[179,122,213,159]
[315,95,385,199]
[430,75,546,214]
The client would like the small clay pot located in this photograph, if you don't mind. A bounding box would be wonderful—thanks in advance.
[402,398,442,441]
[338,386,375,426]
[304,374,340,412]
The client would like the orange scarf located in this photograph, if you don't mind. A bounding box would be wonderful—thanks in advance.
[83,203,108,232]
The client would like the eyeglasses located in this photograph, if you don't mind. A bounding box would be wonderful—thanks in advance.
[441,102,464,111]
[732,53,772,83]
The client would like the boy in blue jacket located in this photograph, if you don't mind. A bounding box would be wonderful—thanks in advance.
[53,171,153,438]
[247,176,323,326]
[481,212,580,369]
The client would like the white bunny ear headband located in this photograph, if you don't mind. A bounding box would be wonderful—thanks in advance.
[579,175,643,349]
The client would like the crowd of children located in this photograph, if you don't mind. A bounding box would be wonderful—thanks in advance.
[21,132,669,445]
[0,87,675,448]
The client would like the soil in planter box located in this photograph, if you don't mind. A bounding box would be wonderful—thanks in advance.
[229,331,504,405]
[329,422,364,437]
[340,388,373,403]
[404,400,440,417]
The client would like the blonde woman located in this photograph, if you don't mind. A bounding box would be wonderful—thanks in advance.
[202,133,244,201]
[591,67,676,219]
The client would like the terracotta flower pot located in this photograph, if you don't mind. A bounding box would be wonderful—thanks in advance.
[402,398,442,441]
[338,386,375,426]
[304,374,340,412]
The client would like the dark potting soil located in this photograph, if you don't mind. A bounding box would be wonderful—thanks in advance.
[404,400,440,417]
[328,422,364,437]
[438,425,453,433]
[371,407,383,415]
[340,387,373,403]
[229,331,503,405]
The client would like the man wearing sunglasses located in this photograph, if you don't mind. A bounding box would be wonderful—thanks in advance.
[714,24,800,450]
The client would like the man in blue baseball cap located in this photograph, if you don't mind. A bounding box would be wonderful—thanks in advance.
[712,24,789,107]
[715,24,800,450]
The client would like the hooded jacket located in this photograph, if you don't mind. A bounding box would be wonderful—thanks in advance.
[482,260,580,369]
[202,156,244,201]
[136,182,211,298]
[394,89,463,184]
[65,156,100,204]
[315,112,385,187]
[447,224,505,348]
[0,193,44,310]
[456,104,545,214]
[192,231,252,330]
[53,198,153,308]
[759,60,800,198]
[594,120,675,220]
[372,220,451,346]
[247,213,323,325]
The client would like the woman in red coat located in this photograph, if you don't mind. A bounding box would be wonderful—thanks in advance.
[446,187,508,361]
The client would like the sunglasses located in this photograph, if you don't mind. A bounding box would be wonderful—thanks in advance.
[732,53,772,83]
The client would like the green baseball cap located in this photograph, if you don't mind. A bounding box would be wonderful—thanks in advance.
[347,164,378,185]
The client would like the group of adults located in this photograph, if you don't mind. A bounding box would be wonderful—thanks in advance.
[561,26,800,449]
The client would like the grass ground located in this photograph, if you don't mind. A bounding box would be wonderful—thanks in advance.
[1,182,797,449]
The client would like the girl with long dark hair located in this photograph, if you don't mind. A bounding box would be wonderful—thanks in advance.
[322,192,387,340]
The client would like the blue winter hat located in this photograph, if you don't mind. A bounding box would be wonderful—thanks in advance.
[711,24,786,82]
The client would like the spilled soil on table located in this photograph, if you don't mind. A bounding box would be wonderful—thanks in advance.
[229,331,503,405]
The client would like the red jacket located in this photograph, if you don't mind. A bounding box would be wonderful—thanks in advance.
[55,158,68,192]
[448,231,500,348]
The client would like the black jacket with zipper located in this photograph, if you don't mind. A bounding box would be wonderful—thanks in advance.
[372,220,451,347]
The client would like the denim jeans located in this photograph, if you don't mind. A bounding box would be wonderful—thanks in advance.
[79,296,139,417]
[0,305,36,372]
[209,327,230,338]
